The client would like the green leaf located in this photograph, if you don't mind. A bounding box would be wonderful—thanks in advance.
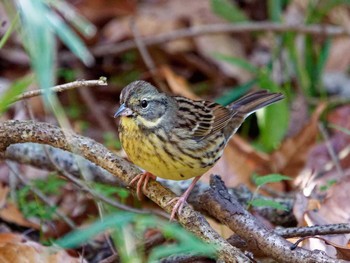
[149,223,217,261]
[319,179,337,192]
[284,32,310,95]
[16,0,94,104]
[93,182,129,200]
[17,0,56,96]
[47,0,96,38]
[215,79,257,106]
[256,71,289,151]
[0,75,33,114]
[250,198,288,211]
[33,173,66,195]
[17,183,58,220]
[254,174,291,186]
[213,53,257,73]
[56,213,135,248]
[57,68,77,82]
[328,123,350,136]
[0,14,19,49]
[210,0,248,22]
[268,0,283,22]
[44,9,94,66]
[315,38,331,94]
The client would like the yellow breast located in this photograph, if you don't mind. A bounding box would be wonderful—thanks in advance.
[119,117,215,180]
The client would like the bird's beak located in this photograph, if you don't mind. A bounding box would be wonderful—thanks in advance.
[114,103,133,118]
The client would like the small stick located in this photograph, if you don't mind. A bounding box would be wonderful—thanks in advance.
[12,78,107,104]
[90,23,350,57]
[130,20,167,91]
[318,122,345,178]
[275,223,350,238]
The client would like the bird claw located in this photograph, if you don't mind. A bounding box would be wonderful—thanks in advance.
[166,196,188,221]
[129,172,155,200]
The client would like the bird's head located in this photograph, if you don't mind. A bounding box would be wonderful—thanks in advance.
[114,81,173,128]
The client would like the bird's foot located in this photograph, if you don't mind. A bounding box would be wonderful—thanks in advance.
[129,172,156,199]
[166,196,188,221]
[165,175,202,221]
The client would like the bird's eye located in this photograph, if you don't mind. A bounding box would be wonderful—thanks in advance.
[141,99,148,108]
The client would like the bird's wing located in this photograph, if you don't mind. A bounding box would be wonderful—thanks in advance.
[174,96,233,139]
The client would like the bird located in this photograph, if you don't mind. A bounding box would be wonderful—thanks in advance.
[114,80,284,220]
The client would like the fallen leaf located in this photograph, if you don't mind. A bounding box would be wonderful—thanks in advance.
[0,202,39,229]
[294,235,350,260]
[0,184,9,208]
[325,38,350,73]
[0,232,85,263]
[271,103,326,177]
[161,65,199,99]
[295,105,350,194]
[74,0,137,22]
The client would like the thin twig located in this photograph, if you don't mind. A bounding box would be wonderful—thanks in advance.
[6,161,77,229]
[130,19,167,91]
[318,122,345,178]
[88,23,350,58]
[275,223,350,238]
[12,78,107,104]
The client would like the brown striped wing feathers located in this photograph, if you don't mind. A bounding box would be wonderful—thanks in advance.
[174,97,233,140]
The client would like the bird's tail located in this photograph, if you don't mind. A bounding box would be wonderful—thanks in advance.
[229,90,284,117]
[223,90,284,141]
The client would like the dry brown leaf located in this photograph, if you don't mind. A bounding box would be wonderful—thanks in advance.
[330,240,350,261]
[316,237,350,261]
[102,1,194,53]
[314,177,350,225]
[74,0,136,22]
[194,32,251,82]
[0,233,85,263]
[206,217,233,239]
[0,184,9,208]
[328,5,350,30]
[0,202,39,229]
[325,38,350,73]
[320,5,350,73]
[295,235,350,260]
[328,105,350,131]
[295,105,350,193]
[292,176,350,258]
[161,65,199,99]
[283,0,307,25]
[271,103,327,177]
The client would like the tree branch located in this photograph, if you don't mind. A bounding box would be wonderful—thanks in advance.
[200,175,344,263]
[0,120,250,262]
[88,23,350,57]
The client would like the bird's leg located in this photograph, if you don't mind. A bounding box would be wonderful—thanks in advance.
[129,172,156,200]
[166,175,201,221]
